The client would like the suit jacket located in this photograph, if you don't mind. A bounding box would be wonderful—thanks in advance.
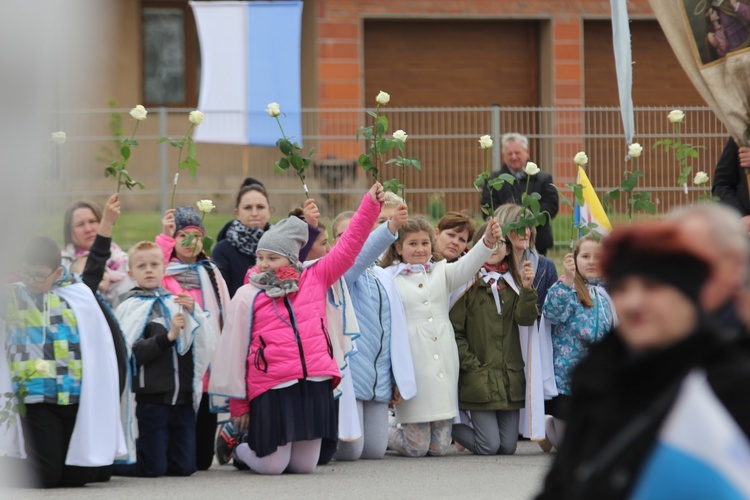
[480,164,560,255]
[712,136,750,216]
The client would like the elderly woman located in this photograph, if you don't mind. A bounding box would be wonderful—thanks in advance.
[536,222,750,500]
[61,199,131,306]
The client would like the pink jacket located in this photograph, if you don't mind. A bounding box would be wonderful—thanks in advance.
[229,193,381,416]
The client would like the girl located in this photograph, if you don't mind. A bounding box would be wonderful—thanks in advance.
[495,204,558,312]
[156,206,230,471]
[541,234,614,450]
[61,200,132,306]
[434,212,475,263]
[380,215,502,457]
[450,224,537,455]
[209,183,384,475]
[332,202,411,462]
[211,181,320,296]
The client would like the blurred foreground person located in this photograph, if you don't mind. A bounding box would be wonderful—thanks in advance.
[537,222,750,500]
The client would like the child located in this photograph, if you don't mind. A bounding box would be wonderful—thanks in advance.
[450,224,537,455]
[157,206,229,471]
[0,237,125,487]
[209,183,384,475]
[541,234,614,450]
[379,215,502,457]
[332,200,412,462]
[113,241,216,477]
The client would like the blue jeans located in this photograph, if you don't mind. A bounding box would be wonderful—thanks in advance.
[113,403,196,477]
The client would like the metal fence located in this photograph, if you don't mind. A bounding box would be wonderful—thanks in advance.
[45,106,728,245]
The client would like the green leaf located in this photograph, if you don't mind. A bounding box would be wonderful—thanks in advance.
[180,234,195,248]
[290,152,303,170]
[677,166,693,186]
[170,140,183,148]
[120,145,130,160]
[621,170,644,193]
[385,158,399,165]
[274,162,285,174]
[202,236,215,254]
[187,141,197,159]
[475,172,489,189]
[293,142,302,150]
[358,154,372,170]
[530,192,542,201]
[481,203,492,216]
[536,212,547,225]
[362,128,373,139]
[278,139,294,156]
[17,401,26,418]
[394,139,405,153]
[376,115,389,136]
[488,177,506,191]
[605,188,621,201]
[530,198,540,214]
[308,147,316,157]
[277,157,290,170]
[377,139,396,154]
[382,178,400,194]
[129,140,139,147]
[156,137,169,144]
[104,166,116,178]
[366,110,378,119]
[411,158,422,172]
[499,173,516,185]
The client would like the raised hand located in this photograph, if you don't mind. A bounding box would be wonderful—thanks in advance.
[562,253,576,287]
[302,198,320,228]
[521,261,535,289]
[369,182,385,203]
[162,208,176,236]
[98,193,121,238]
[387,203,409,234]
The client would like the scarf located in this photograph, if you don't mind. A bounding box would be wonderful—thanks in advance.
[249,266,301,298]
[225,219,265,256]
[479,264,512,315]
[165,261,211,290]
[395,262,436,275]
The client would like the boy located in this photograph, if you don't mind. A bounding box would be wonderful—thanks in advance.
[113,241,215,477]
[0,236,125,487]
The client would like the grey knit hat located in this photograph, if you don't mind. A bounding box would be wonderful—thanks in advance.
[256,216,308,266]
[174,206,205,236]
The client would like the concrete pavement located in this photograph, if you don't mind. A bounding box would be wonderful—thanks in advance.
[3,441,553,499]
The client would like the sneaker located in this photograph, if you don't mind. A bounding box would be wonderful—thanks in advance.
[215,421,236,465]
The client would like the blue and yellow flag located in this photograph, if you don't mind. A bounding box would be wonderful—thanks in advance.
[574,166,612,237]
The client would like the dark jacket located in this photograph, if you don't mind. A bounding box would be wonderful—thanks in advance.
[533,255,558,313]
[537,325,750,500]
[712,136,750,216]
[82,234,128,395]
[127,289,194,406]
[480,164,560,255]
[451,278,538,411]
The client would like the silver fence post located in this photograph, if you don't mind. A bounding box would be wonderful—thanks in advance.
[159,107,168,213]
[491,104,501,172]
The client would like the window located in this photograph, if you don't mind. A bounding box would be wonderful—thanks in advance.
[141,1,200,107]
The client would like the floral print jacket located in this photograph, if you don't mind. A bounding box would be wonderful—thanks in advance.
[542,279,614,395]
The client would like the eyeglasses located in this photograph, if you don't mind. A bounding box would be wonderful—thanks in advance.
[19,269,57,283]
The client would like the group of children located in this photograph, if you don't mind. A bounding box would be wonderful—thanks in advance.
[0,177,617,487]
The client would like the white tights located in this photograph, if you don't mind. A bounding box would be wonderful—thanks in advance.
[544,416,566,449]
[235,439,322,475]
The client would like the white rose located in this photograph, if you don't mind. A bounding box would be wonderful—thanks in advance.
[375,91,390,105]
[51,131,66,145]
[524,162,540,176]
[668,109,685,124]
[266,102,281,117]
[129,104,148,121]
[188,110,204,125]
[574,151,589,166]
[393,130,408,142]
[694,171,710,185]
[196,199,216,214]
[34,360,49,377]
[628,143,643,158]
[478,135,493,149]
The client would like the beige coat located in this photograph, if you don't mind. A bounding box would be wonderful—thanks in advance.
[391,240,494,424]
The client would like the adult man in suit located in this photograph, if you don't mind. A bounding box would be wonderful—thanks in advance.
[480,133,559,255]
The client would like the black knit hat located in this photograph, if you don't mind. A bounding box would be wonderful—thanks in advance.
[174,206,205,237]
